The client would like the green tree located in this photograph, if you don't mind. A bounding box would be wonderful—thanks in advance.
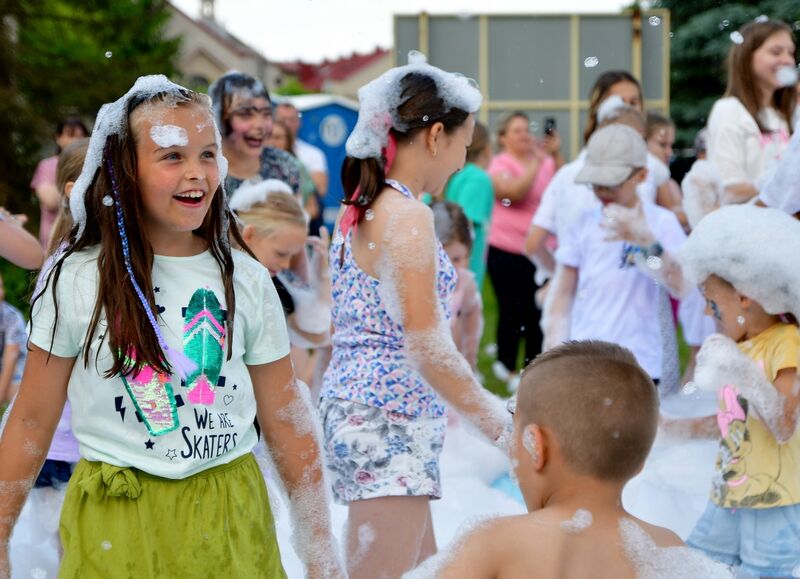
[653,0,800,146]
[0,0,180,307]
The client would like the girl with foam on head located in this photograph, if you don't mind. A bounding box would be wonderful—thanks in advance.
[706,18,796,204]
[320,52,510,579]
[208,71,312,204]
[0,76,343,578]
[678,204,800,578]
[230,178,332,386]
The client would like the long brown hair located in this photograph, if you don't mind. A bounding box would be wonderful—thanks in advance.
[725,20,796,134]
[584,71,643,144]
[341,71,470,212]
[48,138,90,255]
[34,89,252,378]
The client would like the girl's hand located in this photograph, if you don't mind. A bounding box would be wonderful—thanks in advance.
[307,226,330,285]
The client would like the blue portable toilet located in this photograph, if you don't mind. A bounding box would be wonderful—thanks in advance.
[281,94,359,230]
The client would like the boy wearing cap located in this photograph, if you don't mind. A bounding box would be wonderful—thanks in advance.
[543,124,689,383]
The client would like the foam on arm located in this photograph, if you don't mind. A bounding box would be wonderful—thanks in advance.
[377,202,509,444]
[250,357,345,578]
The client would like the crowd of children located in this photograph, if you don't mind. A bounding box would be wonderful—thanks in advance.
[0,14,798,579]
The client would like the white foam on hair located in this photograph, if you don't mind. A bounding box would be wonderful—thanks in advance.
[760,125,800,216]
[69,74,228,236]
[346,51,482,160]
[228,179,295,212]
[596,95,626,124]
[149,124,188,148]
[678,205,800,319]
[619,519,733,578]
[681,160,723,229]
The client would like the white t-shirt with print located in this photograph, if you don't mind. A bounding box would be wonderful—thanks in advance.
[30,247,289,479]
[555,202,686,378]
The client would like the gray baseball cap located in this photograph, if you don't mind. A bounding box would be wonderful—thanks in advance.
[575,124,648,187]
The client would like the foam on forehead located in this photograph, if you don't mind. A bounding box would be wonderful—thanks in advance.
[69,74,226,235]
[678,205,800,319]
[345,51,483,159]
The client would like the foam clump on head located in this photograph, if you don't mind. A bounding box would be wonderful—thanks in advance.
[678,205,800,319]
[596,95,626,124]
[759,127,800,215]
[228,179,295,212]
[69,74,227,235]
[345,50,483,159]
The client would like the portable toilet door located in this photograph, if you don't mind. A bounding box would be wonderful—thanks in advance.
[284,94,359,231]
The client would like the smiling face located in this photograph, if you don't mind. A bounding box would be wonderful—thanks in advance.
[224,94,273,159]
[752,30,796,95]
[133,103,220,246]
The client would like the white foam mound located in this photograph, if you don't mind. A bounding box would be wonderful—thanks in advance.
[759,125,800,216]
[596,95,626,124]
[228,179,295,212]
[678,205,800,319]
[346,51,483,159]
[69,74,227,235]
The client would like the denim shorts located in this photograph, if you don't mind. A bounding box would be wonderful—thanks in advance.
[319,397,446,504]
[687,500,800,577]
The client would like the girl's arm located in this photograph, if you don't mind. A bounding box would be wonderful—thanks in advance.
[249,356,345,579]
[379,202,509,444]
[693,334,798,443]
[459,276,483,373]
[0,215,44,270]
[490,150,544,203]
[0,346,73,577]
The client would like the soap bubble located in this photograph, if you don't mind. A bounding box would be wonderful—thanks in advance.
[730,31,744,44]
[368,242,376,250]
[754,14,768,23]
[365,208,375,221]
[719,19,729,30]
[669,32,674,38]
[484,342,498,356]
[101,540,112,550]
[648,16,661,26]
[584,56,599,68]
[794,21,800,31]
[501,198,511,207]
[105,51,113,58]
[603,397,613,406]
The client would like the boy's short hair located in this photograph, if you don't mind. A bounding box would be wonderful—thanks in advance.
[516,340,658,482]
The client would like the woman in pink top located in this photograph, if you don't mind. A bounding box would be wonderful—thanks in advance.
[30,117,89,247]
[487,111,557,384]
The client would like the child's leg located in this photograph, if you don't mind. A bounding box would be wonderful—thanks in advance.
[417,505,437,564]
[345,495,432,579]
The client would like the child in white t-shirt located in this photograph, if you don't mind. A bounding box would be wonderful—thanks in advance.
[0,76,343,578]
[544,124,689,383]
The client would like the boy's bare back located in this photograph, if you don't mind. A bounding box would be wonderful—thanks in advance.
[420,507,689,579]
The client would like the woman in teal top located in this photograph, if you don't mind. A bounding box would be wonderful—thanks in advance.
[444,121,494,288]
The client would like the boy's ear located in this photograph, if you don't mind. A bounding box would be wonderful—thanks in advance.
[635,167,648,183]
[525,423,548,471]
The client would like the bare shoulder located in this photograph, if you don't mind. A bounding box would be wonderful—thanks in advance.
[635,519,684,548]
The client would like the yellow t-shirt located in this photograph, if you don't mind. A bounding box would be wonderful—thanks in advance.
[711,323,800,509]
